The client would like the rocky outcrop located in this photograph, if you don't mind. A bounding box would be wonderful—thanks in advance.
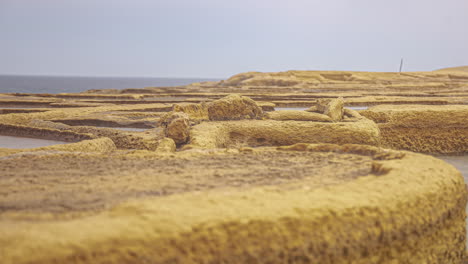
[188,118,380,149]
[305,106,318,112]
[360,105,468,153]
[159,112,191,144]
[266,110,332,122]
[156,137,176,152]
[343,108,363,119]
[207,94,263,121]
[1,68,468,264]
[316,97,345,122]
[172,103,209,121]
[257,102,276,111]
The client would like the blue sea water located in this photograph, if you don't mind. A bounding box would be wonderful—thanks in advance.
[0,75,219,94]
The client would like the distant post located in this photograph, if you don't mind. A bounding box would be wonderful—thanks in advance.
[399,58,404,73]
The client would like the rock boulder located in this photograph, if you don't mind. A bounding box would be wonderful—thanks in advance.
[317,98,344,122]
[159,112,191,144]
[207,94,263,121]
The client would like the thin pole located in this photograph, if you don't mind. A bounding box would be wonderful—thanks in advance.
[399,58,404,73]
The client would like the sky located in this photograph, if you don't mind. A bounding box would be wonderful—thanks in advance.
[0,0,467,78]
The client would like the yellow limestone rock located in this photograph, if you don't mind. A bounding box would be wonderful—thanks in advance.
[360,104,468,153]
[257,102,276,111]
[305,106,318,112]
[0,145,465,263]
[159,112,191,144]
[207,94,263,121]
[156,137,176,152]
[173,103,209,121]
[343,108,363,119]
[317,97,345,122]
[266,110,332,122]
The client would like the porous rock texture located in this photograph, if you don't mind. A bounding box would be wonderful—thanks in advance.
[361,105,468,154]
[266,110,332,122]
[172,102,209,121]
[316,97,345,121]
[155,137,176,152]
[207,94,263,121]
[0,144,465,263]
[0,68,467,263]
[187,118,381,149]
[257,101,276,111]
[158,112,191,144]
[0,103,168,150]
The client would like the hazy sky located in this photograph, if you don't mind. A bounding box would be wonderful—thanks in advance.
[1,0,467,78]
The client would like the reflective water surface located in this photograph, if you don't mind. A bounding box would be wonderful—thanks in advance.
[347,106,369,110]
[274,107,310,111]
[436,155,468,181]
[100,127,148,132]
[0,135,67,149]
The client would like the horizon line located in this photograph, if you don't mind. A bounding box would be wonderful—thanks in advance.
[0,73,223,80]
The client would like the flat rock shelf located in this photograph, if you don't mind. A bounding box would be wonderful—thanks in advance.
[0,144,466,264]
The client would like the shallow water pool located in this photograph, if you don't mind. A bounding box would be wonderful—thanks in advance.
[143,96,188,101]
[99,127,148,132]
[0,135,67,149]
[346,106,369,110]
[436,155,468,181]
[274,107,310,111]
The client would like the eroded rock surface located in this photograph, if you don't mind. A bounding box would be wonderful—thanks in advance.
[155,137,176,152]
[0,145,465,264]
[159,112,191,144]
[266,110,332,122]
[0,68,467,263]
[0,147,374,213]
[173,102,209,121]
[361,104,468,153]
[207,94,263,121]
[316,97,345,121]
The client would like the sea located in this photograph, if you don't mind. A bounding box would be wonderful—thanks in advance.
[0,75,220,94]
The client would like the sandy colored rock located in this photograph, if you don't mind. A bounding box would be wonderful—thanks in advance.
[360,105,468,153]
[0,145,465,264]
[257,101,276,111]
[0,68,467,263]
[188,118,380,149]
[316,98,331,113]
[325,97,344,121]
[159,112,191,144]
[217,70,468,89]
[207,94,263,121]
[316,97,344,121]
[435,65,468,73]
[172,102,209,121]
[0,146,375,214]
[344,108,363,119]
[157,111,185,127]
[266,110,332,122]
[155,137,176,152]
[305,105,318,112]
